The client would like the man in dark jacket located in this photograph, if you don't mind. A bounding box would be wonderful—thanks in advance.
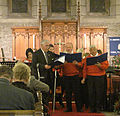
[0,65,35,110]
[32,39,51,85]
[31,39,51,113]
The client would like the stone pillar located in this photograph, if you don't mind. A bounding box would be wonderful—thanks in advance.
[41,0,47,19]
[32,0,38,18]
[0,0,8,18]
[71,0,77,19]
[80,0,87,16]
[110,0,116,16]
[116,0,120,17]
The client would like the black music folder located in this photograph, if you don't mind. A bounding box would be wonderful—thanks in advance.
[87,52,108,66]
[60,52,82,63]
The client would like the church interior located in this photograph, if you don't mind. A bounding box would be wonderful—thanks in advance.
[0,0,120,116]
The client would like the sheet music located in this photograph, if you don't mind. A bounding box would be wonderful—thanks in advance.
[87,53,108,66]
[60,52,82,63]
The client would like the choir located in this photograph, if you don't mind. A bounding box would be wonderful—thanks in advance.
[2,40,118,116]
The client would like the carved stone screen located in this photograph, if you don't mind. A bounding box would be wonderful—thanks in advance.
[90,0,105,12]
[51,0,66,12]
[12,0,28,13]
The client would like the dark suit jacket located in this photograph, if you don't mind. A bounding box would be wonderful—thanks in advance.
[12,81,38,103]
[31,49,51,85]
[0,78,35,110]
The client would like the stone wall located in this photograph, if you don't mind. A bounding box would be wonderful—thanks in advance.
[0,0,120,61]
[0,21,38,59]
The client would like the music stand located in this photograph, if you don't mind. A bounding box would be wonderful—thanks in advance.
[0,61,16,69]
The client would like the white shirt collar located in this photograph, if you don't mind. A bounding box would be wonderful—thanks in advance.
[41,48,48,63]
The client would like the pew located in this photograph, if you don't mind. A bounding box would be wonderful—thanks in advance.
[0,110,34,116]
[0,110,44,116]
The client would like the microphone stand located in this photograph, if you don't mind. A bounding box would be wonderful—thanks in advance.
[53,69,57,112]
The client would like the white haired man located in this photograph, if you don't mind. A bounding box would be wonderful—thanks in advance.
[31,39,51,113]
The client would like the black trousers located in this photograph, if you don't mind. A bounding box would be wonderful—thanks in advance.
[64,75,82,111]
[80,78,89,108]
[87,75,105,111]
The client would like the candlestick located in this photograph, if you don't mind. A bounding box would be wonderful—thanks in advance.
[59,39,61,52]
[33,34,35,49]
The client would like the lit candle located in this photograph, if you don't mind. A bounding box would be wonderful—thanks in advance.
[59,39,61,53]
[84,34,86,48]
[33,34,35,49]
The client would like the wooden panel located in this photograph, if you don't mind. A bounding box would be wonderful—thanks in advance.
[12,25,107,60]
[78,28,107,53]
[12,27,39,60]
[12,23,77,60]
[42,22,77,54]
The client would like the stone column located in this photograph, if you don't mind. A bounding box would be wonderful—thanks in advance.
[0,0,8,18]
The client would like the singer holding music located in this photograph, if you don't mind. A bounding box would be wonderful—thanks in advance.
[31,39,51,114]
[60,42,83,112]
[82,45,109,113]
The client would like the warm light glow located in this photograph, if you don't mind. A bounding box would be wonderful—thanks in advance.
[59,39,61,52]
[33,34,35,49]
[84,33,86,48]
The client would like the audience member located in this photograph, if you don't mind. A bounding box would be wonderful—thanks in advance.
[30,75,49,93]
[0,65,35,110]
[12,62,38,102]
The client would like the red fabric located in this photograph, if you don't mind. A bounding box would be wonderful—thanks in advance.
[57,52,82,77]
[49,103,105,116]
[51,112,105,116]
[78,62,83,78]
[62,63,80,76]
[83,55,109,78]
[23,58,32,63]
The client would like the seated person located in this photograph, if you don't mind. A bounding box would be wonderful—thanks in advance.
[0,65,35,110]
[17,61,49,93]
[12,62,38,102]
[30,75,49,93]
